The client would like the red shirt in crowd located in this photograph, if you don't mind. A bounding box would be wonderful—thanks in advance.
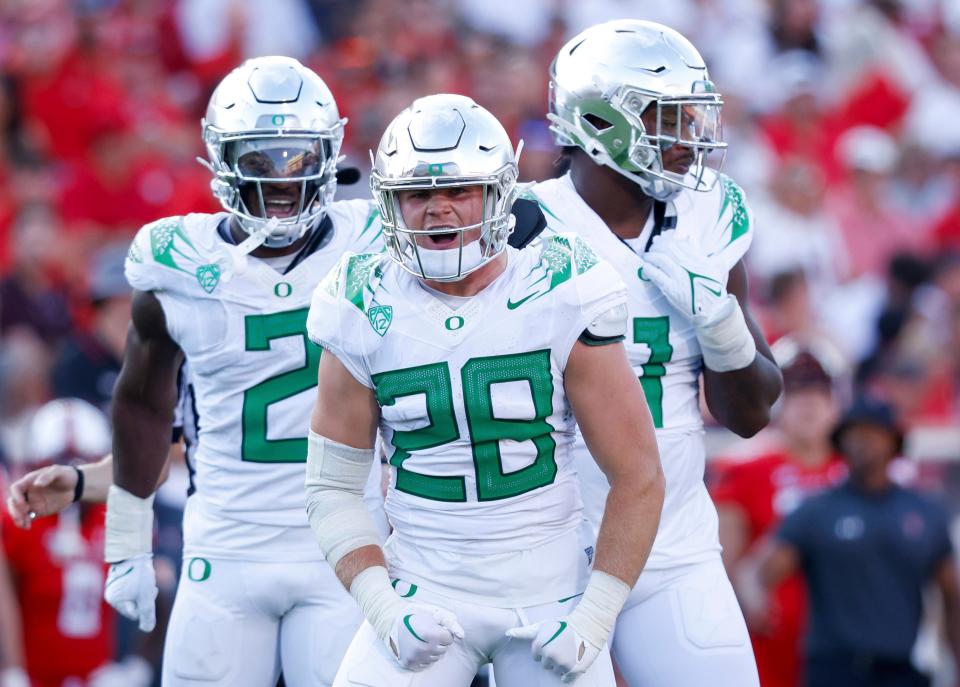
[712,452,846,687]
[1,504,114,687]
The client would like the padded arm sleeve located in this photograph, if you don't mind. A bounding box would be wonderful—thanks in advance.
[304,431,381,569]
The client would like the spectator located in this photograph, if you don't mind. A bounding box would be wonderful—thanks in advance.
[828,126,923,280]
[0,398,151,687]
[755,396,960,687]
[0,204,72,345]
[714,337,848,687]
[51,242,130,411]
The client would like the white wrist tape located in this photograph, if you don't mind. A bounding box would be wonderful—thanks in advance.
[104,485,155,563]
[304,431,380,569]
[567,570,631,650]
[350,565,405,642]
[695,295,757,372]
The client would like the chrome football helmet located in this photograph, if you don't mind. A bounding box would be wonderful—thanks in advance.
[549,20,726,201]
[370,94,520,281]
[201,56,345,249]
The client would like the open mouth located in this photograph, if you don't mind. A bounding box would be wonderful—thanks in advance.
[423,229,459,249]
[263,198,299,218]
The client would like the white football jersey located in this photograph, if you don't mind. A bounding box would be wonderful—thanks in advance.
[125,201,383,561]
[527,170,755,569]
[307,235,627,606]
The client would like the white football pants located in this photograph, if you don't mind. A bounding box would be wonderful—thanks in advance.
[611,557,759,687]
[161,556,362,687]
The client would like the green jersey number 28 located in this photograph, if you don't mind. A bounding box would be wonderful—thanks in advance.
[373,349,558,503]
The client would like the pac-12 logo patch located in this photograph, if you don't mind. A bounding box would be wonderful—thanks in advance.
[368,304,393,337]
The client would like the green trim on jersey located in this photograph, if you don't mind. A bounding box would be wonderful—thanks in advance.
[356,206,385,251]
[322,252,387,315]
[149,217,196,273]
[718,175,750,248]
[508,234,599,310]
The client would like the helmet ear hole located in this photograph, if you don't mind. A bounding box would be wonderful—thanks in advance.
[582,113,614,133]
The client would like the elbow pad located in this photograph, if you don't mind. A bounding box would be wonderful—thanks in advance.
[304,431,380,569]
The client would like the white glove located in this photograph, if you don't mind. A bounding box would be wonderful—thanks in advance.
[350,566,464,671]
[386,603,465,670]
[640,232,756,372]
[104,553,158,632]
[640,232,730,326]
[506,619,601,683]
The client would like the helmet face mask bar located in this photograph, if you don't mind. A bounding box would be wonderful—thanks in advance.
[370,94,520,282]
[200,56,346,250]
[548,20,728,201]
[207,130,342,243]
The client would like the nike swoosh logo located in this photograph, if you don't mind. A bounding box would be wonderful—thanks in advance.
[106,566,134,587]
[542,621,568,648]
[507,293,538,310]
[403,614,426,643]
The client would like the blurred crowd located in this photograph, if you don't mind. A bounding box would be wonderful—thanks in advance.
[0,0,959,685]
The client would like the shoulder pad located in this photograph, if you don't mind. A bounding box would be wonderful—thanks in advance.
[716,174,752,249]
[127,215,215,293]
[320,251,387,315]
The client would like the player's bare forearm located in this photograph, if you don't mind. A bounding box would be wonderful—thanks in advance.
[566,339,665,586]
[703,261,782,437]
[112,290,183,498]
[334,544,389,590]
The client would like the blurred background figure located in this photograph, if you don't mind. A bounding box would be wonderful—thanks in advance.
[713,337,849,687]
[753,396,960,687]
[0,398,150,687]
[51,243,130,413]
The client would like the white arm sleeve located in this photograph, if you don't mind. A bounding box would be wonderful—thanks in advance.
[304,431,382,569]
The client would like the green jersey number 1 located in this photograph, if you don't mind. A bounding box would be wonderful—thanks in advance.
[633,316,673,428]
[241,308,320,462]
[373,349,558,502]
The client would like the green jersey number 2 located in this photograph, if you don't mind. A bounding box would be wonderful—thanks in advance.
[373,349,558,502]
[241,308,320,462]
[633,316,673,428]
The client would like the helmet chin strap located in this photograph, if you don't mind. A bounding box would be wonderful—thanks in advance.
[235,217,281,255]
[213,217,282,283]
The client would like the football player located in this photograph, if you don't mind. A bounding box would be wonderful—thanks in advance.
[524,20,783,686]
[102,56,384,687]
[303,93,665,686]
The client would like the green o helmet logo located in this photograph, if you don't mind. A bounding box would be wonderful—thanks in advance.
[272,114,286,126]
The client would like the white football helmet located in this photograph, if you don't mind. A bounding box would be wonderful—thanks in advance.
[549,20,726,201]
[370,94,520,282]
[24,398,111,467]
[201,56,345,249]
